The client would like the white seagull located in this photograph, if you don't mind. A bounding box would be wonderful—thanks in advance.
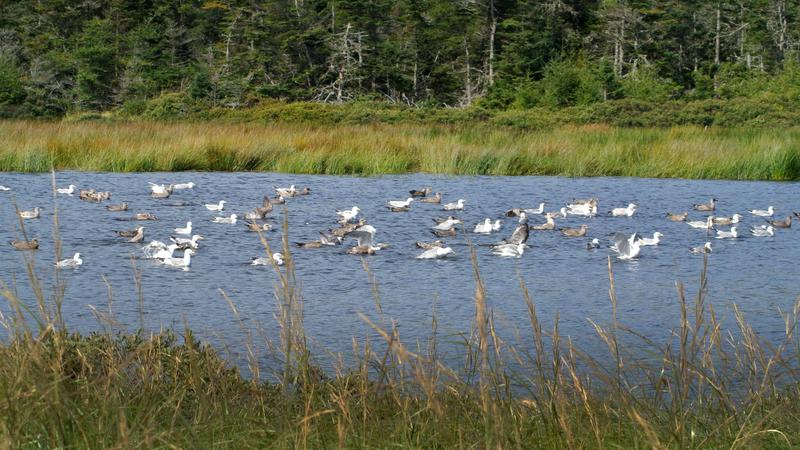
[749,206,774,217]
[473,218,494,234]
[0,185,10,191]
[433,217,462,231]
[212,214,238,224]
[56,253,83,268]
[174,221,192,235]
[160,249,195,270]
[18,207,41,219]
[337,206,360,223]
[388,197,414,209]
[149,183,172,195]
[170,234,204,249]
[416,247,455,259]
[443,199,465,211]
[690,242,713,254]
[610,233,641,260]
[205,200,226,211]
[715,226,738,239]
[637,232,663,246]
[57,184,76,195]
[173,182,195,190]
[275,185,297,197]
[610,203,637,217]
[751,225,774,237]
[491,243,525,258]
[251,253,284,266]
[687,216,714,230]
[526,203,545,214]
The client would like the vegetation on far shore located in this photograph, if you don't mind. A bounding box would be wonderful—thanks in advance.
[2,209,800,448]
[2,117,800,180]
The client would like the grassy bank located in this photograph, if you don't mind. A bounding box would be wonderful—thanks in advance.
[2,120,800,179]
[2,210,800,447]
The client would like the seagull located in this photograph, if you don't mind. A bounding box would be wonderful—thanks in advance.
[173,182,195,190]
[245,207,270,220]
[713,214,742,225]
[687,216,714,230]
[416,240,444,250]
[525,203,546,215]
[56,184,76,195]
[505,213,529,244]
[410,187,432,197]
[337,206,360,223]
[473,218,494,234]
[587,238,600,249]
[491,243,525,258]
[388,197,414,209]
[416,247,455,259]
[637,232,663,246]
[690,242,713,254]
[431,228,457,238]
[666,212,688,222]
[115,227,140,238]
[0,185,10,191]
[245,222,272,232]
[418,193,442,204]
[149,183,170,194]
[251,253,284,266]
[318,232,342,246]
[151,188,172,199]
[715,226,738,239]
[567,203,597,217]
[212,214,238,224]
[10,239,39,250]
[174,222,192,235]
[134,212,157,221]
[750,206,774,217]
[433,217,462,231]
[18,207,41,219]
[443,199,465,211]
[560,224,588,237]
[751,225,774,237]
[106,203,128,212]
[610,203,637,217]
[143,242,179,259]
[346,224,388,254]
[275,185,297,197]
[269,196,286,205]
[766,216,792,228]
[56,253,83,268]
[128,227,145,243]
[170,235,204,251]
[693,198,717,211]
[205,200,226,211]
[160,249,195,270]
[531,213,555,231]
[610,233,641,260]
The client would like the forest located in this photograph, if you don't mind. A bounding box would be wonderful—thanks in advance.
[1,0,799,119]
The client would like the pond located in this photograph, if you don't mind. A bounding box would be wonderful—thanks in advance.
[1,172,798,371]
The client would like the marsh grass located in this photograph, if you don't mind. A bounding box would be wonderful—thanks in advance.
[2,120,800,179]
[1,190,800,448]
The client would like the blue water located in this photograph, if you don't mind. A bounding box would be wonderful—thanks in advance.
[1,172,798,372]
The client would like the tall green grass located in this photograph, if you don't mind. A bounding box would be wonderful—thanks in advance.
[2,120,800,179]
[1,191,800,447]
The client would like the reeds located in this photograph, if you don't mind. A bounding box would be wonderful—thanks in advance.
[1,196,800,447]
[2,120,800,179]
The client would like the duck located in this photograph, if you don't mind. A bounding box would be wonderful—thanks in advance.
[560,224,588,237]
[173,182,195,190]
[751,225,774,237]
[610,203,637,217]
[531,213,556,231]
[212,214,238,224]
[245,222,272,232]
[337,206,360,223]
[637,232,663,246]
[715,226,738,239]
[713,214,742,226]
[10,239,39,250]
[416,247,455,259]
[693,198,717,211]
[416,240,444,250]
[134,212,158,221]
[687,216,714,230]
[106,203,128,212]
[251,253,284,266]
[443,199,465,211]
[56,253,83,268]
[750,206,774,217]
[666,212,688,222]
[205,200,226,211]
[418,192,442,204]
[690,242,713,254]
[410,187,433,197]
[491,243,525,258]
[127,227,145,243]
[388,197,414,209]
[18,207,41,219]
[56,184,76,195]
[587,238,600,249]
[766,216,792,228]
[160,249,195,270]
[174,222,192,235]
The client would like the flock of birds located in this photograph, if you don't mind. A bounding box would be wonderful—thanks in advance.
[2,181,798,270]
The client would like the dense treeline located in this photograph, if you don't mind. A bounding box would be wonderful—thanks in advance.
[1,0,799,118]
